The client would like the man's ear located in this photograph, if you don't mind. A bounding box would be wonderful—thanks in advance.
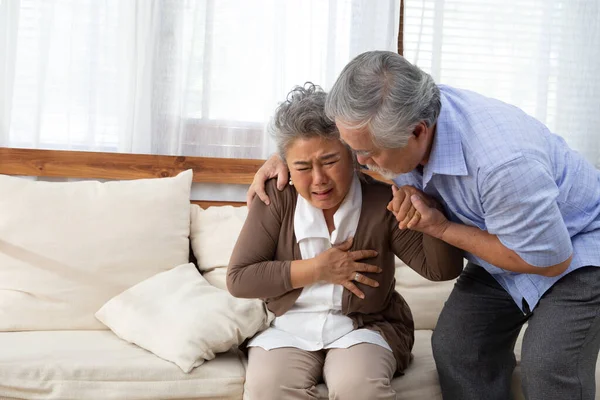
[412,121,428,139]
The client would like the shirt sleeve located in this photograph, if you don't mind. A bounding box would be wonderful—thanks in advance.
[480,156,572,267]
[226,181,294,298]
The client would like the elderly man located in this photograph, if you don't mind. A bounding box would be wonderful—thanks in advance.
[248,51,600,400]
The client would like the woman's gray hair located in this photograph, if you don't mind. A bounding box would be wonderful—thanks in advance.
[325,50,441,149]
[269,83,339,161]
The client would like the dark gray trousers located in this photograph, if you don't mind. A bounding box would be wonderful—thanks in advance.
[432,263,600,400]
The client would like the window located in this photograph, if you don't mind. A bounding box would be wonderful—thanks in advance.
[1,0,400,158]
[403,0,600,167]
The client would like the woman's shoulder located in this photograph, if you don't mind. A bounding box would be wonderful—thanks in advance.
[359,173,394,202]
[262,178,297,211]
[358,173,397,225]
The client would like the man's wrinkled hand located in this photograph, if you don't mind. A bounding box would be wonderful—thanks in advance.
[387,185,433,229]
[246,154,289,206]
[402,194,451,239]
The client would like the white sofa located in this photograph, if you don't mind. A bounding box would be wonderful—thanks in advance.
[0,172,596,400]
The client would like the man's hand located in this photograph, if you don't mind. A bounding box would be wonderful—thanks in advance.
[387,185,450,237]
[405,194,451,239]
[387,185,435,229]
[246,154,289,206]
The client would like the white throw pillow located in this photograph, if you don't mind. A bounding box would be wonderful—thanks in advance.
[202,267,228,290]
[0,170,192,330]
[96,263,272,373]
[190,204,248,272]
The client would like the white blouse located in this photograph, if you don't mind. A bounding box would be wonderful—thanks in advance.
[248,174,391,352]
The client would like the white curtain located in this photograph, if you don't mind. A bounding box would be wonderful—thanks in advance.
[403,0,600,168]
[0,0,400,158]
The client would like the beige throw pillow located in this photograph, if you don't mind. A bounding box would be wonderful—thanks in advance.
[0,170,192,330]
[96,263,272,373]
[190,204,248,272]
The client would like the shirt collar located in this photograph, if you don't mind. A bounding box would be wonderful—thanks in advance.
[294,173,362,243]
[422,90,469,188]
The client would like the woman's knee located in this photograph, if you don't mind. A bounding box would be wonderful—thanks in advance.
[246,347,322,400]
[245,363,285,400]
[326,361,395,400]
[330,375,395,400]
[327,375,395,400]
[246,363,313,400]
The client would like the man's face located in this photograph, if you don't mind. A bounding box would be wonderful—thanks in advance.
[335,119,428,177]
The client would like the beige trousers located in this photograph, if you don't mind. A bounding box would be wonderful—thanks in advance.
[245,343,397,400]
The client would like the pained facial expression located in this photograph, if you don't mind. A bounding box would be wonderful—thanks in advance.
[335,119,432,176]
[285,137,354,211]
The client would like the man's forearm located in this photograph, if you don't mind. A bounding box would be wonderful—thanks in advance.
[438,222,570,276]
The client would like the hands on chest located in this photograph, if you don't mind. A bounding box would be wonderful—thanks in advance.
[313,237,381,300]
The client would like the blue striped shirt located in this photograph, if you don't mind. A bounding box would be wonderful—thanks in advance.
[393,85,600,311]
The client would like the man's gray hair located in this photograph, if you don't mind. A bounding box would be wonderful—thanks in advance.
[325,50,441,149]
[269,83,339,161]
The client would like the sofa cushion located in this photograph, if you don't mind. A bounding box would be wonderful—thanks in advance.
[203,267,228,290]
[0,171,192,330]
[96,263,272,373]
[0,330,245,400]
[394,257,458,330]
[190,204,248,272]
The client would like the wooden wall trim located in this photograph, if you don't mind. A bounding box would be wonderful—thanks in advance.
[0,147,263,185]
[0,147,391,195]
[191,200,245,209]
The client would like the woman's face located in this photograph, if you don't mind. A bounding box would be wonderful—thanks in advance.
[285,136,355,211]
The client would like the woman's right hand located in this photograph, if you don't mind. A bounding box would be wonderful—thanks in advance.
[314,238,381,299]
[246,154,289,206]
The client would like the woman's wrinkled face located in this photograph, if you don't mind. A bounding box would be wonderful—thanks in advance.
[285,136,354,211]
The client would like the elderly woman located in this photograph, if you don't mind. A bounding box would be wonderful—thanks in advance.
[227,83,463,400]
